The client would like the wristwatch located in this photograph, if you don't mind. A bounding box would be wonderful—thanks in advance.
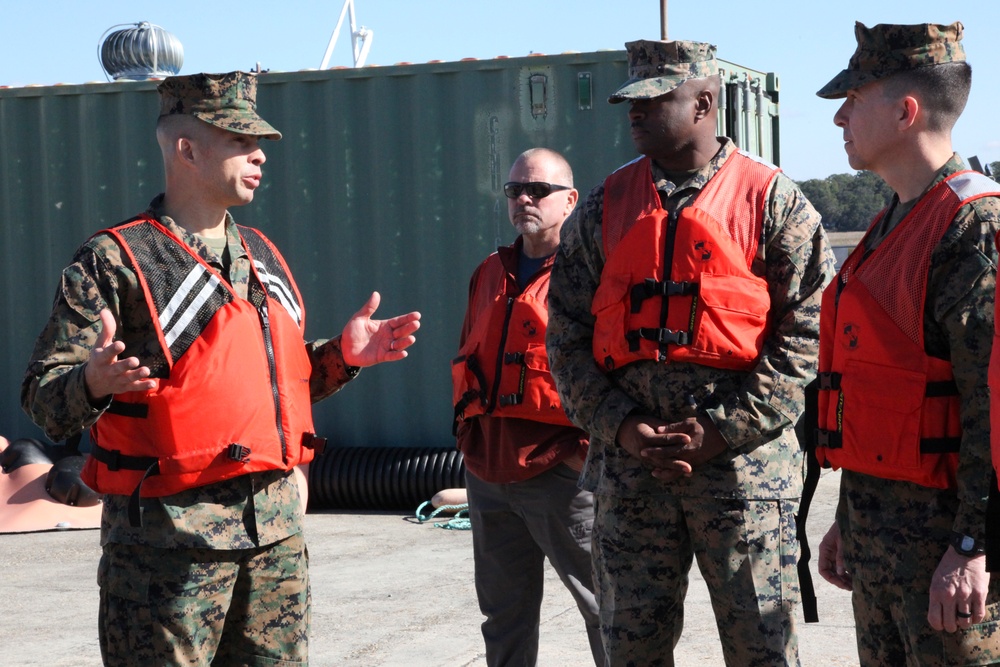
[950,531,986,557]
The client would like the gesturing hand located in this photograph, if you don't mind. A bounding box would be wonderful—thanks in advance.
[83,308,156,404]
[340,291,422,367]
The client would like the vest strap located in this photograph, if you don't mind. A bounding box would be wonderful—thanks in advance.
[926,380,959,397]
[817,372,841,391]
[919,437,961,454]
[302,433,327,456]
[498,394,523,407]
[128,461,161,528]
[227,444,252,463]
[106,400,150,418]
[815,429,843,449]
[504,352,525,365]
[90,443,159,472]
[626,327,690,352]
[629,278,698,314]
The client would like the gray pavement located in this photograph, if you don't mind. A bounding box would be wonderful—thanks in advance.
[0,469,859,666]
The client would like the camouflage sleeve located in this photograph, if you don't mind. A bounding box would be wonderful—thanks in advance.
[305,336,357,403]
[20,241,120,442]
[927,197,1000,540]
[703,173,836,449]
[547,185,644,445]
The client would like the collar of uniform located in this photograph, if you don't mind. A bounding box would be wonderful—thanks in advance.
[649,137,733,197]
[920,152,966,198]
[145,194,249,266]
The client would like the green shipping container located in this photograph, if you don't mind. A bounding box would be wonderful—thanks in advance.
[0,50,779,448]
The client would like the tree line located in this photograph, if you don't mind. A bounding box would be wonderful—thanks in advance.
[796,160,1000,231]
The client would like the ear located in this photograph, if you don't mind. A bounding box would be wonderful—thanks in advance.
[897,95,919,131]
[563,188,579,216]
[693,88,715,122]
[176,136,197,167]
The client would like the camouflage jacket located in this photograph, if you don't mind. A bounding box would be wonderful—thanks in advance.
[21,195,356,549]
[547,138,835,499]
[839,154,1000,564]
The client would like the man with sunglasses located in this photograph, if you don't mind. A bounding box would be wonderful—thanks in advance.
[546,40,834,665]
[452,148,602,665]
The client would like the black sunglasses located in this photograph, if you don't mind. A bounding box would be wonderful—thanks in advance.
[503,181,572,199]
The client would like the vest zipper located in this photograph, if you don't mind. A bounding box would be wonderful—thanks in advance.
[658,210,680,361]
[487,296,516,414]
[258,302,288,462]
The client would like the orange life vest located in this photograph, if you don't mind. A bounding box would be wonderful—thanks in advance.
[818,171,999,489]
[82,217,323,501]
[451,251,573,432]
[591,152,777,372]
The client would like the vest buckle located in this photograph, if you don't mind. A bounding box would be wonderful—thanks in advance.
[227,443,252,463]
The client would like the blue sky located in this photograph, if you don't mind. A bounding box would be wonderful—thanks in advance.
[1,1,997,181]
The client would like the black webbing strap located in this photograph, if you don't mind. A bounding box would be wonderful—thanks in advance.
[106,400,150,418]
[925,380,959,397]
[918,437,961,454]
[814,429,843,449]
[90,443,158,472]
[127,461,161,528]
[816,372,841,391]
[497,394,522,407]
[303,433,327,456]
[625,327,690,352]
[986,470,1000,572]
[452,355,489,435]
[629,278,697,313]
[796,378,820,623]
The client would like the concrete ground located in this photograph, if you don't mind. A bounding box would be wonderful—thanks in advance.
[0,469,859,666]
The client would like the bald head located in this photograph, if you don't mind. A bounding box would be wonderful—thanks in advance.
[511,148,574,188]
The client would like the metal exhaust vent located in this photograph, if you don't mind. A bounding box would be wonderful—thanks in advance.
[98,22,184,81]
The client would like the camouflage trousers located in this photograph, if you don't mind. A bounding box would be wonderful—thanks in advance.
[840,471,1000,666]
[852,575,1000,666]
[593,493,801,667]
[98,533,309,666]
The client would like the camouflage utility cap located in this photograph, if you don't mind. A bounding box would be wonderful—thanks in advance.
[157,71,282,140]
[816,21,966,99]
[609,40,718,104]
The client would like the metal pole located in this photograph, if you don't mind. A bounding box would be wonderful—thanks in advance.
[320,0,353,69]
[660,0,668,40]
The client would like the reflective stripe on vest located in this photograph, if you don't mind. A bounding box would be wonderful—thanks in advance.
[82,217,322,501]
[818,171,1000,489]
[592,152,777,372]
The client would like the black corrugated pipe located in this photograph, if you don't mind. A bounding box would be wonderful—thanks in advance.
[307,446,465,511]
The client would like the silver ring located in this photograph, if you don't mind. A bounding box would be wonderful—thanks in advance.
[956,610,972,619]
[390,340,394,351]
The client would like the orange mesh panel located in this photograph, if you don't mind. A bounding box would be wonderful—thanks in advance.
[853,183,965,346]
[693,152,777,266]
[603,158,660,255]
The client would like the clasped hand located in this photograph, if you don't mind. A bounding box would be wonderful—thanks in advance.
[615,413,728,481]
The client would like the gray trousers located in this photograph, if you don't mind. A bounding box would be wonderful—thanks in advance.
[466,464,603,667]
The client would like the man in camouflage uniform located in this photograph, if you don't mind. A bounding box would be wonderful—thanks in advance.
[21,71,421,666]
[814,22,1000,666]
[546,39,834,665]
